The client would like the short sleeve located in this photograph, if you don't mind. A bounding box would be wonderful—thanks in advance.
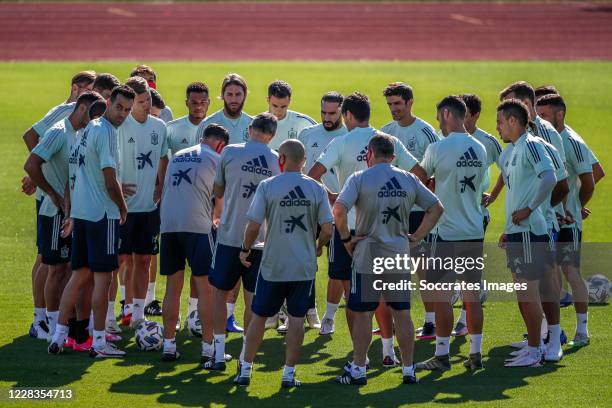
[246,182,267,224]
[420,144,436,177]
[567,137,593,176]
[96,127,117,170]
[543,144,567,181]
[32,104,72,138]
[525,140,554,176]
[32,128,65,162]
[393,138,418,171]
[316,136,343,172]
[159,125,168,157]
[336,173,359,211]
[213,150,227,187]
[317,184,334,225]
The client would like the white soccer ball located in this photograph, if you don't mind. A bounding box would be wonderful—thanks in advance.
[586,274,610,304]
[135,320,163,351]
[186,310,202,337]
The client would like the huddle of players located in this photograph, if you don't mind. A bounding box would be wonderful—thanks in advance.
[21,67,602,386]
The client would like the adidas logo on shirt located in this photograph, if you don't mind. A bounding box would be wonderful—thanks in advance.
[173,150,201,163]
[181,138,188,144]
[280,186,311,207]
[242,156,272,176]
[378,177,407,198]
[456,147,482,167]
[356,146,368,162]
[312,142,319,148]
[128,137,135,144]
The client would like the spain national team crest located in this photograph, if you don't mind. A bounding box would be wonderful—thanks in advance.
[151,131,159,145]
[289,128,297,139]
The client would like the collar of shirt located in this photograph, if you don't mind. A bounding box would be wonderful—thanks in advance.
[512,132,529,146]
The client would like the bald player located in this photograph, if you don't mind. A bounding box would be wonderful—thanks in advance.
[22,70,96,340]
[197,73,252,145]
[333,134,443,386]
[234,139,333,388]
[266,80,317,151]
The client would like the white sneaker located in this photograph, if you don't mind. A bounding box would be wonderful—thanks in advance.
[307,312,321,329]
[89,342,126,358]
[277,320,289,334]
[319,317,335,335]
[544,343,563,362]
[106,319,122,334]
[510,339,528,349]
[508,347,528,358]
[33,321,50,341]
[504,350,542,367]
[265,315,279,330]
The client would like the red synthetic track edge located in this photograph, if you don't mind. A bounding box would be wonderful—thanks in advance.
[1,2,611,61]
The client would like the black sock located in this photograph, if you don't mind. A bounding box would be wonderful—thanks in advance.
[68,318,77,339]
[75,319,90,344]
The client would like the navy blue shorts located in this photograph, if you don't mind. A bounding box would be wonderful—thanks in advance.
[209,243,262,292]
[426,235,484,284]
[39,212,71,265]
[557,227,582,267]
[505,231,553,280]
[348,272,411,312]
[118,208,160,255]
[36,198,42,253]
[328,226,354,281]
[160,232,214,276]
[252,274,315,318]
[408,211,425,234]
[71,215,119,272]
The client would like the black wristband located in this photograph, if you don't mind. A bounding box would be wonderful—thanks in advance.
[240,245,250,253]
[340,235,352,243]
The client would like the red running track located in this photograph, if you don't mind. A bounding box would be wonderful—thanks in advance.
[1,2,611,61]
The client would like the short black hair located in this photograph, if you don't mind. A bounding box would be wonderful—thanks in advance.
[268,80,292,99]
[150,88,166,110]
[186,81,209,98]
[92,73,120,93]
[459,94,482,115]
[341,92,370,122]
[500,81,535,105]
[536,94,566,113]
[250,112,278,136]
[110,85,136,103]
[535,85,559,100]
[203,124,229,145]
[436,95,467,120]
[321,91,343,105]
[383,82,413,102]
[368,132,395,159]
[71,71,96,87]
[497,99,529,128]
[75,90,104,109]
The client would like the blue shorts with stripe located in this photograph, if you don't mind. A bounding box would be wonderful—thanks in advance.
[557,227,582,267]
[209,243,262,292]
[71,215,119,273]
[328,226,354,280]
[118,208,160,255]
[252,274,315,318]
[160,232,214,276]
[505,231,553,280]
[348,272,411,312]
[38,212,71,265]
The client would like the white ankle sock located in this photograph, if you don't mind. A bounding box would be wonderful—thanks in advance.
[214,334,226,362]
[576,312,588,335]
[457,309,467,325]
[187,297,198,316]
[132,298,145,321]
[381,337,395,357]
[106,301,116,321]
[202,341,214,357]
[470,334,482,354]
[323,302,339,321]
[425,312,435,324]
[435,336,450,356]
[226,302,235,318]
[92,330,106,349]
[163,338,176,353]
[145,282,156,305]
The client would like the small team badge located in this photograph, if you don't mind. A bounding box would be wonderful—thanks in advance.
[151,131,159,145]
[289,129,297,139]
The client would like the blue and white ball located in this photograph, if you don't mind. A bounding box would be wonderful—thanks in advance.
[586,274,610,304]
[135,321,163,351]
[186,310,202,337]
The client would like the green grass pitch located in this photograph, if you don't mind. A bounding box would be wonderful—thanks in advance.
[0,61,610,407]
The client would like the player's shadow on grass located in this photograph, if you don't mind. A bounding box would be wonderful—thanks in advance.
[0,335,95,388]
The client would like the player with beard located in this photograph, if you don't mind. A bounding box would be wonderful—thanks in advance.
[197,73,252,145]
[298,91,347,336]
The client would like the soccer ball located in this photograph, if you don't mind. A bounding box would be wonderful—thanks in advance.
[135,321,163,351]
[186,310,202,337]
[586,274,610,304]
